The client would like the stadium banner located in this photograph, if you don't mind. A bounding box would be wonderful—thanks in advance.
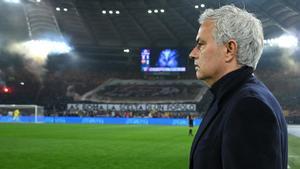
[67,103,197,112]
[0,116,202,126]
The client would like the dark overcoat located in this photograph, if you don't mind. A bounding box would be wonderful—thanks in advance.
[190,67,287,169]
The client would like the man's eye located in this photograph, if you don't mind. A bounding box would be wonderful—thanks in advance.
[196,43,203,49]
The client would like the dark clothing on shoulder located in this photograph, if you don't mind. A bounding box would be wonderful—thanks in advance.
[190,66,288,169]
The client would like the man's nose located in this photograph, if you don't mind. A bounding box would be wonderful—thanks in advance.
[189,47,197,60]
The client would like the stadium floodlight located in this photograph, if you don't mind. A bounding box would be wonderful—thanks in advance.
[195,5,199,9]
[63,8,68,12]
[123,49,130,53]
[56,7,61,11]
[36,0,41,2]
[23,40,72,55]
[55,41,72,53]
[102,10,106,14]
[116,10,120,14]
[20,82,25,86]
[4,0,20,3]
[264,35,298,48]
[109,10,113,14]
[154,9,158,13]
[148,9,152,14]
[200,4,205,8]
[277,35,298,48]
[160,9,165,13]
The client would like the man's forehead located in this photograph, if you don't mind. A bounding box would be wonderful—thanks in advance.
[195,30,204,42]
[195,21,214,41]
[195,27,202,41]
[199,20,215,31]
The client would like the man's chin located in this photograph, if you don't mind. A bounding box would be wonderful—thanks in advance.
[196,74,209,83]
[195,73,203,80]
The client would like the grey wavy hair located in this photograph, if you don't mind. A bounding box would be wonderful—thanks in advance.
[199,5,264,69]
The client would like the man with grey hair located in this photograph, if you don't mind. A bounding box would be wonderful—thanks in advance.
[189,5,287,169]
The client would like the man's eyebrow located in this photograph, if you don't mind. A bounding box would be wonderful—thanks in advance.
[196,38,204,44]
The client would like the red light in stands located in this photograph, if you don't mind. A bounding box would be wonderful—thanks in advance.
[3,87,11,93]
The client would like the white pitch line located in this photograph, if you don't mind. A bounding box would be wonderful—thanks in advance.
[289,155,300,158]
[288,125,300,138]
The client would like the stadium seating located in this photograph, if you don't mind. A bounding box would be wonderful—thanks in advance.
[81,79,207,103]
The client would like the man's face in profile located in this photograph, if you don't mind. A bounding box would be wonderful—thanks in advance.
[189,20,226,86]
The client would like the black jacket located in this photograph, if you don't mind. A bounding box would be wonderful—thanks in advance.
[190,66,288,169]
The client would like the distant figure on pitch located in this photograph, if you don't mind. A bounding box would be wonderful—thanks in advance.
[188,115,194,136]
[13,109,20,121]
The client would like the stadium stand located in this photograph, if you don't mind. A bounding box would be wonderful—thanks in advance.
[81,79,207,103]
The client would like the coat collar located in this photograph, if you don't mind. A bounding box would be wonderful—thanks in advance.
[210,66,254,105]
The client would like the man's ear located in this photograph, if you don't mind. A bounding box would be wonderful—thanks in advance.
[224,39,238,63]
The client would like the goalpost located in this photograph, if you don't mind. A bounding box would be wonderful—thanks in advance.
[0,104,44,123]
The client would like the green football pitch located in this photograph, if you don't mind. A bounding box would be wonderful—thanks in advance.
[0,123,299,169]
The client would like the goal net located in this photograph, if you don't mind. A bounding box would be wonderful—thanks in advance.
[0,104,44,123]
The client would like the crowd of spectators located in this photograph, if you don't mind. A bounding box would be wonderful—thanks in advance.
[85,80,205,102]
